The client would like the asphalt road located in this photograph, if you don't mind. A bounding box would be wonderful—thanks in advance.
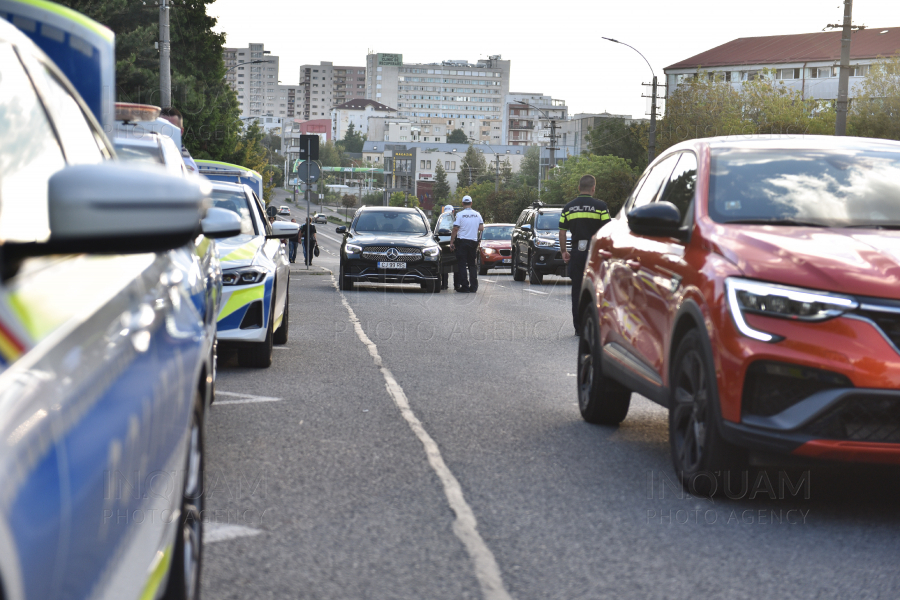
[201,202,900,600]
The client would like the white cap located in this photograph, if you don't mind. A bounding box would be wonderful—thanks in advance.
[462,195,473,204]
[443,204,454,213]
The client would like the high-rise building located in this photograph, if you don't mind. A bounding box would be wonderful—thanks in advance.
[223,43,281,121]
[298,62,367,120]
[503,93,567,146]
[366,53,510,127]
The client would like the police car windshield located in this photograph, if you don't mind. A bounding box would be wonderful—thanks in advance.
[482,226,513,240]
[536,211,561,230]
[211,190,257,235]
[355,211,428,234]
[114,142,163,166]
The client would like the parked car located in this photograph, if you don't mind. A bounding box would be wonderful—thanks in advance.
[212,181,298,367]
[577,134,900,495]
[511,202,572,284]
[314,213,328,224]
[336,206,441,292]
[0,18,239,600]
[278,205,292,215]
[196,159,264,197]
[477,223,515,274]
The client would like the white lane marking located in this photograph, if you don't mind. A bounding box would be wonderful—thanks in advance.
[274,347,291,350]
[318,232,344,244]
[566,373,577,377]
[332,275,514,600]
[204,523,262,543]
[215,391,281,405]
[524,289,548,295]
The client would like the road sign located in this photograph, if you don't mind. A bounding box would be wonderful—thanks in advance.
[297,161,322,184]
[293,134,320,161]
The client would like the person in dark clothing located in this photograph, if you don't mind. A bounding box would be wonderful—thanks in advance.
[559,175,611,334]
[299,217,318,266]
[288,218,299,263]
[448,195,483,293]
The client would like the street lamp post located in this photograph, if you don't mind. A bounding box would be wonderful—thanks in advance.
[602,37,658,163]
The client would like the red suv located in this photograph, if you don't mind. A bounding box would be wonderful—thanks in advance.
[577,135,900,493]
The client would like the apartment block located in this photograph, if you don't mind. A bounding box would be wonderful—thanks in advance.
[331,99,397,141]
[504,93,568,146]
[366,53,511,131]
[298,62,367,120]
[223,43,281,120]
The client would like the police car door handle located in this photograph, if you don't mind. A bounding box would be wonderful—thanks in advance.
[627,259,641,271]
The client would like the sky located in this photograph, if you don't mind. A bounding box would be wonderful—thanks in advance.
[208,0,899,120]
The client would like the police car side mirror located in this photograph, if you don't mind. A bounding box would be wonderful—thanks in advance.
[520,224,531,231]
[437,228,451,236]
[201,207,242,239]
[267,221,300,240]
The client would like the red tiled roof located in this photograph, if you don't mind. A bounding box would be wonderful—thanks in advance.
[334,99,397,111]
[665,27,900,70]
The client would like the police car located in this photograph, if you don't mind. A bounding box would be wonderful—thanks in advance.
[0,14,239,600]
[212,182,298,367]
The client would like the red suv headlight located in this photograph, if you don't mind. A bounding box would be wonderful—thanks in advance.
[725,278,859,342]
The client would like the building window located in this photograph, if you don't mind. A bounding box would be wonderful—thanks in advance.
[808,67,834,79]
[775,68,801,80]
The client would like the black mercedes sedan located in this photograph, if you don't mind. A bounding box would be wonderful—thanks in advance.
[336,206,443,292]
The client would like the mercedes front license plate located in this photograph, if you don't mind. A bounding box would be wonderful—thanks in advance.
[378,262,405,269]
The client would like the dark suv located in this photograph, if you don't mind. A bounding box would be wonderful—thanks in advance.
[336,206,442,292]
[511,202,572,284]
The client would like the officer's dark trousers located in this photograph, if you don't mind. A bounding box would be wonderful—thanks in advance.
[455,239,478,291]
[568,250,588,330]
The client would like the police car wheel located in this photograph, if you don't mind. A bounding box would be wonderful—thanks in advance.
[162,391,204,600]
[528,255,544,285]
[238,297,274,368]
[577,309,631,425]
[273,282,289,345]
[512,250,525,281]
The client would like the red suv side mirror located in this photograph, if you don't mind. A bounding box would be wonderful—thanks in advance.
[627,202,683,238]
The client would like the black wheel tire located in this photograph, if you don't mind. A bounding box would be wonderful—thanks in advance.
[512,250,525,281]
[237,298,274,368]
[528,254,544,285]
[339,262,353,291]
[273,281,289,345]
[578,310,631,424]
[476,255,488,276]
[423,279,438,293]
[669,329,747,497]
[161,391,204,600]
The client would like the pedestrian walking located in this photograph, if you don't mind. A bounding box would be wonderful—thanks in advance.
[448,195,483,293]
[299,217,318,266]
[559,175,611,334]
[288,218,299,263]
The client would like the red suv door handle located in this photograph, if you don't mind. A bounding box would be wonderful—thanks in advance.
[627,260,641,271]
[597,250,612,259]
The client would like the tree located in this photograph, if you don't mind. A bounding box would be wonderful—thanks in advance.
[541,154,638,217]
[516,146,540,189]
[318,140,344,167]
[388,191,419,208]
[361,192,383,206]
[586,117,648,171]
[341,194,358,208]
[459,145,487,188]
[341,122,366,153]
[849,53,900,141]
[447,128,468,144]
[501,158,514,186]
[433,161,451,203]
[224,121,276,201]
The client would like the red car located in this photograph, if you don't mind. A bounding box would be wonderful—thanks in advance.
[477,223,514,274]
[577,135,900,494]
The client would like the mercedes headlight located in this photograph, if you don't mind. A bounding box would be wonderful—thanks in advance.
[345,243,363,255]
[725,278,858,342]
[222,266,267,286]
[535,237,556,248]
[422,245,440,260]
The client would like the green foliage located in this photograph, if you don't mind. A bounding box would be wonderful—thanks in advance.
[540,154,638,217]
[587,118,648,171]
[224,122,275,201]
[361,192,383,206]
[433,161,451,203]
[516,146,540,188]
[318,140,344,167]
[388,191,419,208]
[447,128,468,144]
[501,158,514,185]
[340,122,366,153]
[341,194,358,208]
[849,53,900,140]
[459,145,487,187]
[656,69,835,153]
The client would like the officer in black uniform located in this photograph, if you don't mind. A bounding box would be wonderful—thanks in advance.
[559,174,611,334]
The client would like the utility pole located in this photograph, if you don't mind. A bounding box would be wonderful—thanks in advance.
[834,0,854,136]
[159,0,171,108]
[548,118,558,178]
[649,76,657,162]
[495,154,500,192]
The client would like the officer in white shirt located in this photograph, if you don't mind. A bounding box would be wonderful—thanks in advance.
[448,195,484,293]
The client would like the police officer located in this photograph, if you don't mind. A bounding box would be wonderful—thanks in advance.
[439,205,461,291]
[449,195,484,293]
[560,175,611,334]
